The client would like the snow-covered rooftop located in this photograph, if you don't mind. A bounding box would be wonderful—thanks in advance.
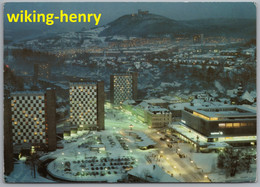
[10,91,45,96]
[185,105,256,118]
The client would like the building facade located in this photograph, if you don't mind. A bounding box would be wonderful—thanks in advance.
[34,63,51,82]
[181,105,256,144]
[69,81,104,130]
[4,98,14,175]
[110,72,138,105]
[145,107,172,128]
[10,89,56,151]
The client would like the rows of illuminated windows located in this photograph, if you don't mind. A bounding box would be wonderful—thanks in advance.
[11,93,47,144]
[218,122,255,128]
[193,112,218,121]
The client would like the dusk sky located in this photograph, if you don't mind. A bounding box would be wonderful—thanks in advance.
[4,2,256,40]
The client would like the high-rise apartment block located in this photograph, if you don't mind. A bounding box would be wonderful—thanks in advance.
[69,81,104,130]
[110,72,138,105]
[4,98,13,175]
[10,89,56,151]
[34,63,51,81]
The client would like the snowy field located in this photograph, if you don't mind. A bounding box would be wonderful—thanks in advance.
[5,103,257,183]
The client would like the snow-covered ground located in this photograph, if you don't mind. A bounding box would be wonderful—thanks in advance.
[5,160,54,183]
[6,103,257,183]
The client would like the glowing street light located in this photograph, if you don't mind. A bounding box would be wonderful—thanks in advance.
[160,151,164,154]
[204,175,208,178]
[129,124,133,135]
[62,152,64,155]
[190,160,194,164]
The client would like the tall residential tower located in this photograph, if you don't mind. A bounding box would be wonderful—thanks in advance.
[69,81,105,130]
[110,72,138,105]
[10,89,56,151]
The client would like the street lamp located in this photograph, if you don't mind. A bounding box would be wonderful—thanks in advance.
[129,124,133,135]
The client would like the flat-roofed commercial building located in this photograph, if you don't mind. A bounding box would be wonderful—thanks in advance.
[146,107,172,128]
[180,105,256,145]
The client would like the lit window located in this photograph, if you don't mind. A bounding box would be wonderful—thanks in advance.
[233,123,240,128]
[18,132,21,135]
[40,132,43,135]
[24,139,27,143]
[218,123,225,128]
[226,123,233,128]
[34,132,37,135]
[25,114,28,117]
[241,123,247,127]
